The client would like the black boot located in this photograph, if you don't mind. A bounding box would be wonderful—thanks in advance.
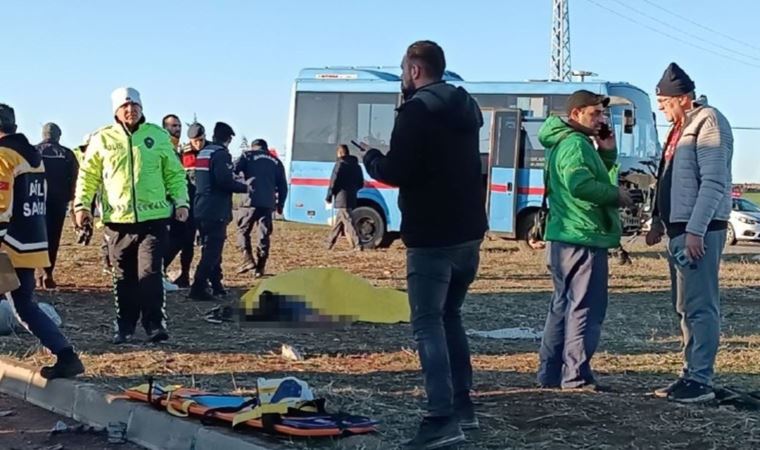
[211,282,228,298]
[145,327,169,343]
[403,416,465,449]
[112,332,133,345]
[188,285,219,302]
[40,348,85,380]
[172,273,190,288]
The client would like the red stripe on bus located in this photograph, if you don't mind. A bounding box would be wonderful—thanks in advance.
[491,185,544,195]
[518,187,545,195]
[292,178,543,194]
[290,178,329,186]
[290,178,394,189]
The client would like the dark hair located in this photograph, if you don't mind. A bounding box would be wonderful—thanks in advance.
[337,144,349,158]
[0,103,16,134]
[162,114,180,127]
[406,40,446,79]
[0,124,16,134]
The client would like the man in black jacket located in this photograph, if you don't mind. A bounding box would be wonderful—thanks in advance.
[361,41,487,450]
[325,144,364,250]
[35,123,79,289]
[233,139,287,277]
[189,122,249,301]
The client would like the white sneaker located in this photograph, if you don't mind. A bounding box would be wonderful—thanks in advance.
[163,277,179,292]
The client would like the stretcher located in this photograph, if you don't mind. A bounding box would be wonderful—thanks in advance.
[123,381,378,437]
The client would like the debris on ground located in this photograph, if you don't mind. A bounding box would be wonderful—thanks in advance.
[281,344,304,361]
[204,305,234,324]
[467,327,543,340]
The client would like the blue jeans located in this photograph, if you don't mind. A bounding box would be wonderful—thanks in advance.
[406,239,482,418]
[667,229,725,386]
[537,242,609,388]
[3,268,70,354]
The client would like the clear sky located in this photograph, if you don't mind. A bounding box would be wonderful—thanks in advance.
[2,0,758,181]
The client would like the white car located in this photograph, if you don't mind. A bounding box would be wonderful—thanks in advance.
[727,198,760,245]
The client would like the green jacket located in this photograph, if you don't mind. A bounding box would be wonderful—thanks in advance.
[74,121,189,224]
[538,116,621,249]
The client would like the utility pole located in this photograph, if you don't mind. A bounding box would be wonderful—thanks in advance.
[551,0,572,82]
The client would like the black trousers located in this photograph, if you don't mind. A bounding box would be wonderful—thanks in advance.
[164,217,196,276]
[192,220,227,291]
[235,207,273,273]
[44,203,69,277]
[105,220,168,334]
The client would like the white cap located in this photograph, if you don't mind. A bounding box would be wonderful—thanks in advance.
[81,133,92,146]
[111,87,142,115]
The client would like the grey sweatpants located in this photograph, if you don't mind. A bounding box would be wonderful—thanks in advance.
[667,229,726,386]
[537,241,609,388]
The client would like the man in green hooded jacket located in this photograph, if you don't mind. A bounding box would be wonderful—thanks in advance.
[536,90,635,390]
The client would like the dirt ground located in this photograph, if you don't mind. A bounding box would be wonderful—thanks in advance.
[0,392,143,449]
[1,221,760,449]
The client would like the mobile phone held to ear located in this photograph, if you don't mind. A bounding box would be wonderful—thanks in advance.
[350,140,365,152]
[598,123,612,140]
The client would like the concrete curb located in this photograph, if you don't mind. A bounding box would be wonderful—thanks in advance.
[0,358,279,450]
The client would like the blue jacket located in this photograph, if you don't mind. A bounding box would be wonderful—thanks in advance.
[233,150,288,210]
[193,143,249,223]
[653,105,733,237]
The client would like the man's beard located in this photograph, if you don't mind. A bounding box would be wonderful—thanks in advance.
[401,79,417,101]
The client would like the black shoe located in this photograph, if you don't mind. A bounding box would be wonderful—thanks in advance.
[145,327,169,343]
[654,378,687,398]
[211,284,228,298]
[172,274,190,288]
[403,416,465,450]
[458,409,479,431]
[188,288,219,302]
[237,261,256,274]
[112,332,133,345]
[40,350,85,380]
[667,380,716,404]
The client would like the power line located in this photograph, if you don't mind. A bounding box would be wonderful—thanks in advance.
[656,124,760,131]
[610,0,760,63]
[582,0,760,69]
[641,0,760,53]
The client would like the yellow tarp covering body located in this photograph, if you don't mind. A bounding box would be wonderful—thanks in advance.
[241,268,410,324]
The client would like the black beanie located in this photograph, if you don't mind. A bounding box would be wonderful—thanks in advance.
[656,62,695,97]
[212,122,235,144]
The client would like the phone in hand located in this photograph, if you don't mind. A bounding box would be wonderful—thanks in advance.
[598,123,612,140]
[350,140,366,152]
[673,248,690,267]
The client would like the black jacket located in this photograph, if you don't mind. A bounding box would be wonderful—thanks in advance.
[326,155,364,209]
[234,150,288,210]
[364,81,488,247]
[193,143,249,223]
[35,140,78,209]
